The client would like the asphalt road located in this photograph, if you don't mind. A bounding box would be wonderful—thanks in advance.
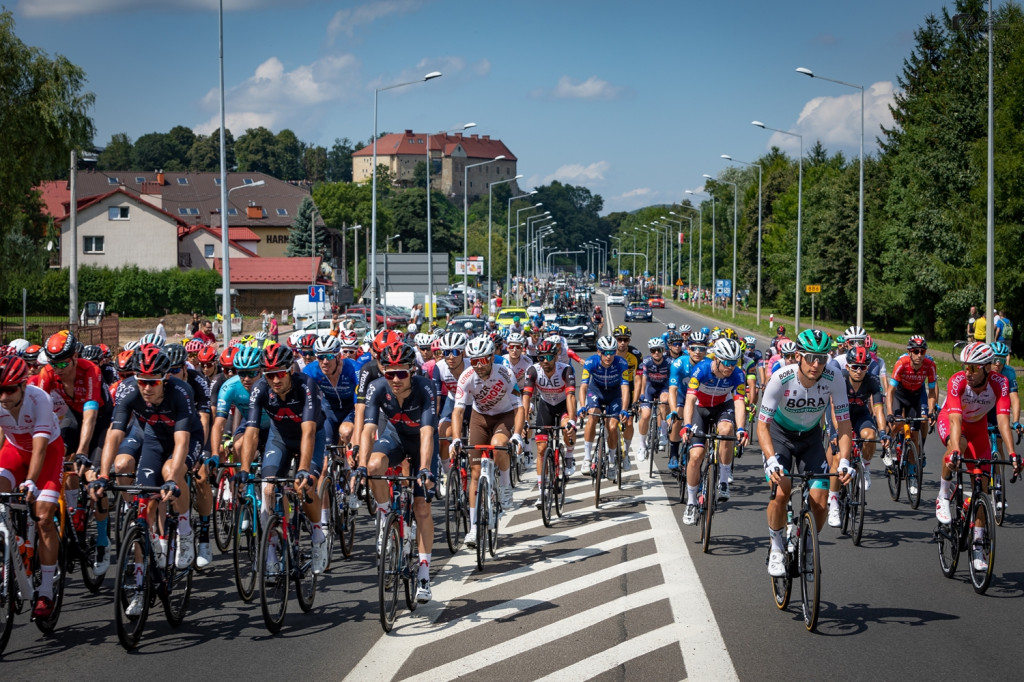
[4,293,1023,680]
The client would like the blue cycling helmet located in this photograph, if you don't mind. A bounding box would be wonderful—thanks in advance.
[700,326,710,336]
[990,342,1010,358]
[233,345,262,371]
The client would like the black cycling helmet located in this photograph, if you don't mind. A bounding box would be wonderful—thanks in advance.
[261,343,294,371]
[162,343,187,368]
[135,345,171,376]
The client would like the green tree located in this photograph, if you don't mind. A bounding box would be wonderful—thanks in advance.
[98,133,133,169]
[235,126,277,174]
[274,128,304,180]
[326,137,358,182]
[302,143,327,183]
[132,132,173,171]
[285,195,326,257]
[188,129,234,172]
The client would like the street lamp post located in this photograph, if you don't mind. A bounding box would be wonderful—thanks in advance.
[672,208,699,293]
[753,120,803,332]
[797,67,865,327]
[525,212,551,279]
[371,70,442,336]
[685,192,709,304]
[707,177,739,317]
[661,216,682,288]
[722,154,763,324]
[463,155,505,312]
[507,192,537,304]
[220,179,265,344]
[610,236,623,280]
[515,203,542,291]
[347,224,362,290]
[488,174,523,310]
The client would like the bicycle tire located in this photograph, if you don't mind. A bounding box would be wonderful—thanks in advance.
[476,477,489,571]
[993,467,1007,527]
[213,469,235,554]
[404,526,418,612]
[488,479,499,558]
[701,455,718,554]
[969,494,996,594]
[839,483,852,536]
[646,414,658,478]
[377,514,401,633]
[444,467,464,554]
[770,547,792,610]
[937,492,961,578]
[616,439,623,490]
[32,537,66,634]
[78,504,104,594]
[555,447,567,517]
[338,480,356,559]
[294,514,318,613]
[951,340,968,364]
[798,510,822,632]
[851,464,866,546]
[114,526,150,650]
[233,499,258,602]
[259,516,290,634]
[541,452,555,528]
[162,523,192,627]
[593,422,605,508]
[0,535,15,654]
[905,439,922,509]
[316,474,337,572]
[886,442,902,502]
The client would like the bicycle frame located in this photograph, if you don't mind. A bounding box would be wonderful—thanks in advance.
[0,494,35,610]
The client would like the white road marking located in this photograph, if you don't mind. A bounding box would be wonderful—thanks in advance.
[532,623,685,682]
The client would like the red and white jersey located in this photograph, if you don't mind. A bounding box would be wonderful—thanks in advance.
[0,385,61,451]
[454,364,522,415]
[436,357,469,400]
[522,362,576,406]
[504,354,533,386]
[942,371,1009,423]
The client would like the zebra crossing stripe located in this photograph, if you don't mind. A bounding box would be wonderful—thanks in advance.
[531,623,684,682]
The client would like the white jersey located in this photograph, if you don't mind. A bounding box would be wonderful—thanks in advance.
[504,354,533,386]
[0,385,60,451]
[436,357,470,400]
[523,362,576,406]
[454,364,522,416]
[758,364,849,433]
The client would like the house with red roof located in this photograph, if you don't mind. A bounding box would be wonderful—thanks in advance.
[214,256,330,314]
[352,130,518,202]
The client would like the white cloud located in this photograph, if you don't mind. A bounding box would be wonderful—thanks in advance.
[532,76,626,100]
[604,187,657,214]
[768,80,896,154]
[368,56,489,91]
[18,0,285,18]
[327,0,423,43]
[621,188,652,199]
[533,161,610,186]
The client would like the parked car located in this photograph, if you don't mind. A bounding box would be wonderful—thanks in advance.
[624,302,653,322]
[648,296,666,308]
[345,305,409,330]
[551,313,597,350]
[302,318,336,338]
[606,292,625,306]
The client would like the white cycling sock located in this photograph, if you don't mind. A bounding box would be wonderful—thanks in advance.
[470,507,477,526]
[939,478,952,499]
[499,467,511,488]
[320,507,330,525]
[828,491,839,508]
[38,564,56,599]
[311,522,325,544]
[177,513,192,537]
[418,554,430,580]
[583,442,593,459]
[768,527,786,553]
[720,464,732,483]
[687,485,699,506]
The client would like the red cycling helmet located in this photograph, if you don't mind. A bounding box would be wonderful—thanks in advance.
[22,345,42,365]
[380,341,416,367]
[97,343,111,359]
[261,343,294,371]
[197,345,218,364]
[846,346,871,366]
[0,356,30,386]
[907,335,927,350]
[116,350,136,373]
[219,346,239,370]
[372,329,402,354]
[185,339,206,354]
[298,334,318,352]
[535,340,557,356]
[45,329,78,363]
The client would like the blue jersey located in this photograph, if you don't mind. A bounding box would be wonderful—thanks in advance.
[685,358,747,407]
[216,375,271,429]
[639,355,671,389]
[669,355,696,388]
[580,354,631,392]
[303,358,358,412]
[1001,364,1019,393]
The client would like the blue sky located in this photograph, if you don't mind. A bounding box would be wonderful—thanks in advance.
[14,0,953,214]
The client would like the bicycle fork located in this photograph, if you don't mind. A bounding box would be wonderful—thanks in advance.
[1,508,34,604]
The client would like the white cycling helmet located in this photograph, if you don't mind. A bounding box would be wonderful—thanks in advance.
[313,335,341,354]
[712,338,742,362]
[338,330,359,348]
[139,332,165,347]
[680,324,692,333]
[408,322,419,334]
[778,340,798,355]
[843,325,867,342]
[506,332,526,347]
[288,331,305,349]
[466,336,495,359]
[414,333,433,348]
[254,331,268,342]
[8,339,30,354]
[439,331,468,351]
[596,336,617,352]
[123,340,140,352]
[488,315,496,323]
[960,341,994,365]
[545,334,564,347]
[665,323,677,331]
[743,335,757,350]
[647,337,666,350]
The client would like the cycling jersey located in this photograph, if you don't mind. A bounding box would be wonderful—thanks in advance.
[504,354,533,385]
[999,364,1019,393]
[216,375,271,429]
[454,364,522,416]
[364,375,437,441]
[758,364,850,433]
[639,356,671,389]
[303,358,358,413]
[181,367,212,414]
[889,354,937,392]
[111,377,205,445]
[244,373,324,441]
[356,362,383,404]
[686,358,746,407]
[942,371,1009,423]
[31,358,108,418]
[522,362,576,406]
[434,358,469,401]
[617,345,642,383]
[668,355,696,388]
[0,385,60,450]
[844,371,882,414]
[580,354,631,392]
[208,373,231,412]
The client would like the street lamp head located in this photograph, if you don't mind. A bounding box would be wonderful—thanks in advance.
[513,174,523,180]
[495,155,506,161]
[751,121,765,128]
[463,122,477,129]
[721,154,732,160]
[423,71,443,81]
[795,67,814,77]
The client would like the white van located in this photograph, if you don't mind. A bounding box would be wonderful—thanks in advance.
[292,293,330,327]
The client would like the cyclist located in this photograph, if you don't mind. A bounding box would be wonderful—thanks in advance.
[433,331,470,489]
[935,343,1017,571]
[545,333,583,366]
[742,336,763,403]
[504,333,533,385]
[613,325,642,463]
[661,322,678,346]
[449,337,525,548]
[578,336,632,476]
[303,335,358,447]
[667,331,708,472]
[637,337,671,463]
[0,356,64,618]
[210,346,269,472]
[765,339,799,377]
[679,324,692,346]
[884,335,938,497]
[760,330,853,578]
[236,343,328,575]
[989,342,1022,474]
[22,344,44,377]
[522,339,578,491]
[679,338,749,523]
[665,332,685,361]
[413,333,434,366]
[92,346,205,580]
[359,342,437,602]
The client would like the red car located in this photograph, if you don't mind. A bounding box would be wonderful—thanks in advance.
[648,296,666,308]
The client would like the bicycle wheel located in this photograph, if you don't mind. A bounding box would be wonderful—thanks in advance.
[213,468,235,554]
[770,549,792,610]
[316,474,336,572]
[79,504,104,594]
[906,440,922,509]
[259,516,290,634]
[233,499,258,602]
[969,495,996,594]
[0,538,15,655]
[161,523,192,627]
[886,443,902,502]
[851,466,866,546]
[488,479,499,558]
[554,448,567,517]
[701,458,718,554]
[593,425,605,508]
[951,340,968,364]
[616,438,623,490]
[540,452,555,528]
[114,497,135,554]
[444,467,464,554]
[798,510,822,632]
[114,526,150,650]
[993,468,1007,527]
[403,528,418,612]
[294,515,317,613]
[648,423,657,478]
[475,477,489,571]
[839,483,852,536]
[377,514,401,633]
[33,537,66,634]
[936,501,961,579]
[338,478,356,559]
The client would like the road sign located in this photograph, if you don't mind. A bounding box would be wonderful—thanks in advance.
[715,279,732,296]
[805,284,822,294]
[620,269,630,276]
[308,285,326,302]
[675,278,683,286]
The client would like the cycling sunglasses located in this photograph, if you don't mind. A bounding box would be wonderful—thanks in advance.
[689,346,707,354]
[717,358,737,368]
[236,370,259,378]
[50,360,72,370]
[909,349,925,356]
[801,353,829,365]
[316,353,338,362]
[650,348,664,353]
[442,349,463,358]
[470,357,491,367]
[385,369,411,380]
[848,364,868,371]
[538,354,557,362]
[168,367,183,374]
[668,341,683,347]
[263,369,288,379]
[137,377,164,387]
[783,353,796,361]
[0,385,21,395]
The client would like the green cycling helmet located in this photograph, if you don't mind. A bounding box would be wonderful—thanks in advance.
[233,345,262,371]
[797,329,832,354]
[990,341,1010,358]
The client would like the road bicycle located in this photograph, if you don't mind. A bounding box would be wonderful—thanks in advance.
[464,443,514,570]
[210,437,241,554]
[768,469,840,632]
[108,483,194,650]
[838,438,878,546]
[636,399,669,478]
[587,411,624,508]
[951,339,970,363]
[369,468,430,633]
[884,416,929,509]
[60,462,106,593]
[530,423,570,527]
[443,444,470,554]
[987,425,1022,526]
[688,427,737,554]
[935,453,1015,594]
[255,476,319,634]
[318,445,357,567]
[232,468,262,602]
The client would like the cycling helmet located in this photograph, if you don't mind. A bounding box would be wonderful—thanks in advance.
[648,337,666,350]
[162,343,187,368]
[835,335,845,345]
[7,339,30,354]
[430,338,442,353]
[596,336,617,352]
[712,338,742,362]
[612,324,632,338]
[139,332,165,347]
[298,334,318,353]
[534,340,557,355]
[843,325,867,342]
[124,340,140,353]
[594,306,601,311]
[439,332,468,351]
[499,327,510,339]
[721,328,738,340]
[465,337,495,359]
[743,335,757,350]
[779,340,798,355]
[991,342,1011,358]
[907,335,927,350]
[689,331,708,345]
[506,333,526,347]
[253,331,268,344]
[197,345,218,364]
[708,329,721,341]
[680,324,692,333]
[846,346,871,366]
[545,334,564,347]
[98,343,112,359]
[463,322,474,331]
[22,345,42,365]
[287,331,304,349]
[960,341,994,365]
[338,330,359,347]
[407,323,419,334]
[372,329,402,354]
[776,325,786,336]
[863,334,873,349]
[666,332,683,345]
[45,330,78,362]
[381,342,416,367]
[0,346,15,357]
[313,335,341,355]
[0,356,29,386]
[185,339,206,354]
[233,346,263,371]
[80,345,103,362]
[413,333,432,348]
[116,350,135,373]
[262,343,294,371]
[219,346,239,370]
[796,329,831,354]
[487,315,496,323]
[666,323,677,332]
[135,346,171,376]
